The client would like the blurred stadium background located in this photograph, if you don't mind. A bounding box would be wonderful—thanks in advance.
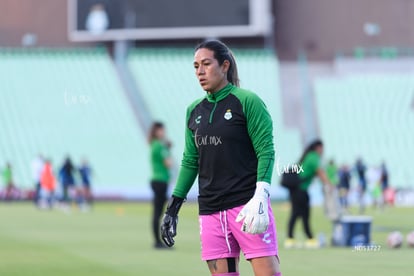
[0,0,413,203]
[1,1,414,276]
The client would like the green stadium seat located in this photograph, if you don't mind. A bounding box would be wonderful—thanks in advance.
[0,48,149,192]
[315,74,414,187]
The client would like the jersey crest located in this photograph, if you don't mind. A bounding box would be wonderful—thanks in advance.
[224,109,232,120]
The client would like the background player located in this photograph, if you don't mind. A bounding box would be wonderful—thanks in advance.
[149,122,172,249]
[285,140,333,249]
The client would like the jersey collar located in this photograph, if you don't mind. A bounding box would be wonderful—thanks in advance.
[206,83,234,103]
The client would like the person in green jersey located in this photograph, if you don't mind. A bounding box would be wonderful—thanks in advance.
[285,140,333,249]
[148,122,172,249]
[2,162,15,201]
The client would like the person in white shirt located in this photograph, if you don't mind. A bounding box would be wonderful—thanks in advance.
[86,4,109,35]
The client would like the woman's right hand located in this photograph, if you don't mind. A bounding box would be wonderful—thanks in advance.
[161,213,178,247]
[160,196,185,247]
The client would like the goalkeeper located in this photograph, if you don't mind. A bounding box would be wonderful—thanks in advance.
[161,40,281,276]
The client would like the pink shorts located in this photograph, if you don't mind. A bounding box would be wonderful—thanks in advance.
[199,200,279,261]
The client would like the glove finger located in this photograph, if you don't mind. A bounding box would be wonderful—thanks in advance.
[261,218,270,233]
[161,225,174,247]
[235,207,247,222]
[255,225,264,234]
[161,224,167,238]
[249,216,258,234]
[161,223,173,246]
[169,224,177,237]
[242,214,254,233]
[251,217,263,234]
[256,217,269,234]
[162,232,175,247]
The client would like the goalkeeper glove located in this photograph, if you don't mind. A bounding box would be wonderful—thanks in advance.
[161,195,184,247]
[236,181,270,234]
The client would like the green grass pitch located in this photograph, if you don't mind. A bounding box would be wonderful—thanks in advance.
[0,202,412,275]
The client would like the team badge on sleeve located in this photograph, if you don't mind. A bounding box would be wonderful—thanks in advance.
[224,109,232,120]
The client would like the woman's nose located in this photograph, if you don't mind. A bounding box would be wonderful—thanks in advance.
[197,66,205,75]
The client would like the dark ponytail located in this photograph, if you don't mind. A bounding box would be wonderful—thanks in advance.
[299,139,323,164]
[195,40,240,87]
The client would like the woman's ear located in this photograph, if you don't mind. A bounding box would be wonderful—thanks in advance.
[221,60,230,74]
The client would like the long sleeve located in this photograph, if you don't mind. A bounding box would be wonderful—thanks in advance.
[172,105,199,198]
[243,93,275,184]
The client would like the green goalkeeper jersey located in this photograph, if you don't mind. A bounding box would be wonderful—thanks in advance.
[172,84,275,214]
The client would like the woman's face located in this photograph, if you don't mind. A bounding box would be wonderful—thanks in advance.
[194,48,229,93]
[155,127,165,140]
[316,145,324,155]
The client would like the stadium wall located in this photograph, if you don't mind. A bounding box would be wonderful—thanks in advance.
[0,0,88,47]
[2,0,414,61]
[274,0,414,60]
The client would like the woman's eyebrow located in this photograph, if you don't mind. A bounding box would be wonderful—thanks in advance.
[194,58,212,64]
